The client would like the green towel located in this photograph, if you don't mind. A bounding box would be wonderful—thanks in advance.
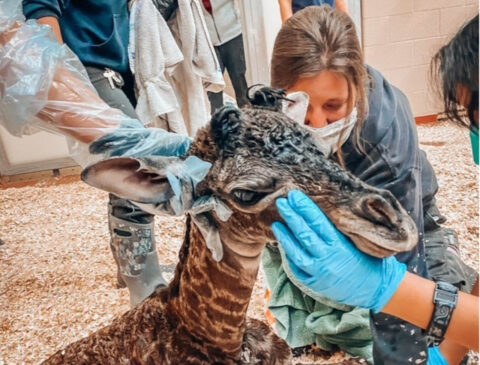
[263,244,373,363]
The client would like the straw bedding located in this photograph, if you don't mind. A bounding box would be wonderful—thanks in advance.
[0,122,477,364]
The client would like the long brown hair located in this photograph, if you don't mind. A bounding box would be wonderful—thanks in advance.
[270,5,368,163]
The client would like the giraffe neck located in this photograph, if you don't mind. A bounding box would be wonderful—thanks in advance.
[170,220,261,358]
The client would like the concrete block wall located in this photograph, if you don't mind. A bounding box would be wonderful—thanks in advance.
[362,0,478,117]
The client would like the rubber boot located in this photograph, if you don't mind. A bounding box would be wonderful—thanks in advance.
[109,240,127,289]
[108,215,167,307]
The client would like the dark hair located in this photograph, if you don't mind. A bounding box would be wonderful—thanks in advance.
[431,15,479,128]
[247,85,288,111]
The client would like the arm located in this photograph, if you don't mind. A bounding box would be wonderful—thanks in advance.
[23,0,66,42]
[0,22,120,143]
[272,190,479,352]
[19,1,115,142]
[0,16,190,154]
[37,16,63,43]
[277,0,293,23]
[383,272,479,351]
[334,0,348,13]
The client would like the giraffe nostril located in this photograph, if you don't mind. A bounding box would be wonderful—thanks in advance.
[359,195,399,231]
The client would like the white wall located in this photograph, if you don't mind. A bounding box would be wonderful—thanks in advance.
[240,0,363,85]
[0,126,75,175]
[239,0,282,86]
[362,0,478,116]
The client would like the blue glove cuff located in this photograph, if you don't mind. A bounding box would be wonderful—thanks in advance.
[371,257,407,313]
[427,346,448,365]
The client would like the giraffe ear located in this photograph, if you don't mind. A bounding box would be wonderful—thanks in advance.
[247,85,286,111]
[81,156,181,204]
[210,105,241,150]
[81,156,211,216]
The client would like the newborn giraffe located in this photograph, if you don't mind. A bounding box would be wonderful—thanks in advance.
[42,98,418,364]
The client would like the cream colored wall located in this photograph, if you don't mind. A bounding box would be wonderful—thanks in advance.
[362,0,478,117]
[0,125,75,175]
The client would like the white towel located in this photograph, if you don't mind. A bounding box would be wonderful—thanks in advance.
[167,0,225,137]
[130,0,186,133]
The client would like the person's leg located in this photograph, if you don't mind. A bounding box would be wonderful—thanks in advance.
[370,314,429,364]
[108,194,166,306]
[222,34,250,108]
[119,67,137,110]
[85,66,167,306]
[424,227,478,293]
[85,66,137,118]
[207,46,225,113]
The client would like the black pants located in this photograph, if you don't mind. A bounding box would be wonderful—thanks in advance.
[207,34,250,113]
[423,205,477,293]
[84,67,154,227]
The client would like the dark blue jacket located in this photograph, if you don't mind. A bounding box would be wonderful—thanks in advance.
[292,0,335,13]
[22,0,130,73]
[342,66,438,278]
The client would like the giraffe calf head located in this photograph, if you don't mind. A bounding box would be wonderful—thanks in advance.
[82,104,417,261]
[189,105,418,258]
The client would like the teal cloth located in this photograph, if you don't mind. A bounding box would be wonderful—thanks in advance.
[263,244,373,363]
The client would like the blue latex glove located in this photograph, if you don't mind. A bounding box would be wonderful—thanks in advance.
[89,119,192,158]
[88,119,211,219]
[427,347,448,365]
[272,190,407,313]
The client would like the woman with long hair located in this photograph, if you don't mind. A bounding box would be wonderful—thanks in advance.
[268,6,478,364]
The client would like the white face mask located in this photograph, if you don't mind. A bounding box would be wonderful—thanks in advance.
[282,91,358,157]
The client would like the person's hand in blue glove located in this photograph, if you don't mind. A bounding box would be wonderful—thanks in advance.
[89,119,192,158]
[271,189,407,312]
[86,119,210,217]
[427,347,448,365]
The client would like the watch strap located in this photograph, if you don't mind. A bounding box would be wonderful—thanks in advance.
[425,281,458,346]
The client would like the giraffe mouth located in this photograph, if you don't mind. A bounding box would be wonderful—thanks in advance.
[317,195,419,258]
[222,238,265,260]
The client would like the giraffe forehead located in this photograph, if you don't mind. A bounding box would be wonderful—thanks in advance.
[230,118,323,163]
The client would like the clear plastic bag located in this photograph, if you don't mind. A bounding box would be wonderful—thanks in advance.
[0,4,191,167]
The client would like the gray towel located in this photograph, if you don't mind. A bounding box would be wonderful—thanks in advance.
[129,0,186,133]
[167,0,224,136]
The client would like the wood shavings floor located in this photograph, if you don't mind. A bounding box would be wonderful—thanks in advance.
[0,122,478,364]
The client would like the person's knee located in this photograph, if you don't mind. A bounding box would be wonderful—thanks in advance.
[109,194,154,224]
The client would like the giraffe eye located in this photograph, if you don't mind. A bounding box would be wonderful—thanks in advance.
[231,189,266,206]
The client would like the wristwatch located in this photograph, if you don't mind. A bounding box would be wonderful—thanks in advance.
[425,281,458,346]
